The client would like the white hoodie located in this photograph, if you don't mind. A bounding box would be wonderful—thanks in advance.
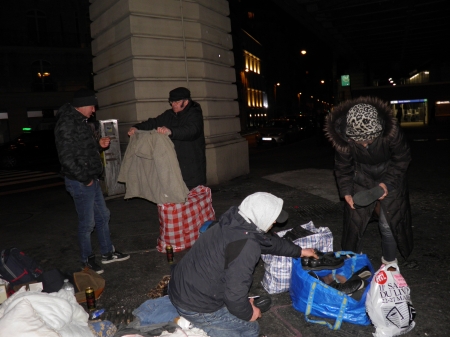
[238,192,283,232]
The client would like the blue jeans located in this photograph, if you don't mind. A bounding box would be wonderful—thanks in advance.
[379,208,397,261]
[174,305,260,337]
[65,177,113,262]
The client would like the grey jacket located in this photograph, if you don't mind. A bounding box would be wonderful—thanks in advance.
[118,130,189,204]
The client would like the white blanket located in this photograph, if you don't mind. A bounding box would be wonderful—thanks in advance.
[0,288,93,337]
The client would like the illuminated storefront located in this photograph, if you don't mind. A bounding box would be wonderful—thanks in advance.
[390,99,428,125]
[435,101,450,121]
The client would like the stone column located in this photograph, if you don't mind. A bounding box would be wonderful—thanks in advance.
[90,0,249,185]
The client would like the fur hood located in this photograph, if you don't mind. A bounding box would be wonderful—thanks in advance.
[325,96,398,153]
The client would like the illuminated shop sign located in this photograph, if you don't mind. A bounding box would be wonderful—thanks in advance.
[341,75,350,87]
[390,99,427,104]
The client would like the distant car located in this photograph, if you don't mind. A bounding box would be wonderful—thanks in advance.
[257,119,301,145]
[287,115,316,138]
[0,130,58,169]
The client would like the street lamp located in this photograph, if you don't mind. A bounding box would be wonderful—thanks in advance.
[273,83,280,117]
[297,92,302,108]
[273,82,280,102]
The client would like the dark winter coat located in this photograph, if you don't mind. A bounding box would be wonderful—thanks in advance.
[168,206,301,321]
[54,103,104,185]
[325,97,413,259]
[133,101,206,189]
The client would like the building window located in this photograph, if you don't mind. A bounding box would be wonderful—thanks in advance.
[31,60,56,92]
[27,10,47,45]
[406,71,429,84]
[247,88,265,108]
[248,12,255,19]
[244,51,260,74]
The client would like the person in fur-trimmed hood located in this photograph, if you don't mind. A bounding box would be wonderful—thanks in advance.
[325,96,413,264]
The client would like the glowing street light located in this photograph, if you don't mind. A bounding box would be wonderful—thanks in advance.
[274,83,281,107]
[300,50,307,55]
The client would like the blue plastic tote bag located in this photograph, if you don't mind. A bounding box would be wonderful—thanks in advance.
[290,251,374,330]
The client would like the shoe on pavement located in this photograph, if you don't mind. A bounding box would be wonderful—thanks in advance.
[82,254,104,274]
[353,186,384,207]
[253,295,272,313]
[101,248,130,264]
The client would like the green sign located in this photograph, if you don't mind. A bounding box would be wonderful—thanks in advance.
[341,75,350,87]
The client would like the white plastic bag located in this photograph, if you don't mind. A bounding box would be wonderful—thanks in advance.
[365,263,416,337]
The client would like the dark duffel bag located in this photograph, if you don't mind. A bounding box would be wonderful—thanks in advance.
[0,247,43,286]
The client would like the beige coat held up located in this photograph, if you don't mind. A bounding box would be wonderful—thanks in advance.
[118,130,189,204]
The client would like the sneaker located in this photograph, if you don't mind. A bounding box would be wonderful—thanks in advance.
[329,279,365,295]
[83,254,104,274]
[101,248,130,264]
[346,266,372,283]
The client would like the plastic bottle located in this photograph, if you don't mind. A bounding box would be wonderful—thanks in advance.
[61,279,75,295]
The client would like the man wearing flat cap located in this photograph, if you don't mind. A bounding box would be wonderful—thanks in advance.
[168,192,317,337]
[325,96,413,266]
[55,88,129,274]
[128,87,206,190]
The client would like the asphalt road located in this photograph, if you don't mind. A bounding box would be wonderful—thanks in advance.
[1,124,449,336]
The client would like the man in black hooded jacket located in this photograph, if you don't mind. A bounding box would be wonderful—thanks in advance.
[168,192,317,337]
[128,87,206,190]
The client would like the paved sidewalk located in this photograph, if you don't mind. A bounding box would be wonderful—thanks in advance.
[1,125,449,336]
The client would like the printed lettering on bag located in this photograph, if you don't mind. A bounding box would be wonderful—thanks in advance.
[378,282,411,304]
[393,273,407,287]
[375,270,387,285]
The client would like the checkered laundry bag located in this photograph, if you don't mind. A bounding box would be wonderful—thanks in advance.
[157,185,215,253]
[261,221,333,294]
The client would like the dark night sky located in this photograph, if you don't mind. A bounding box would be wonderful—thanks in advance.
[234,0,334,112]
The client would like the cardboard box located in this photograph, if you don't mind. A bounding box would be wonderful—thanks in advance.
[13,281,43,292]
[0,284,7,304]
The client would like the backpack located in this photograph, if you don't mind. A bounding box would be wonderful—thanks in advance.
[0,248,43,286]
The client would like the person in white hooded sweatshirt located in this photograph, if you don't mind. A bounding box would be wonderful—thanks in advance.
[168,192,318,337]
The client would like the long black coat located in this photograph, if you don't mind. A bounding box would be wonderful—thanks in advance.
[133,101,206,189]
[325,97,413,259]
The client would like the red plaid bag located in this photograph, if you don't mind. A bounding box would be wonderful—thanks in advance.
[157,185,215,252]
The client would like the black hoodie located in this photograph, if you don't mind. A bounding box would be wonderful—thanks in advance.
[168,206,300,321]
